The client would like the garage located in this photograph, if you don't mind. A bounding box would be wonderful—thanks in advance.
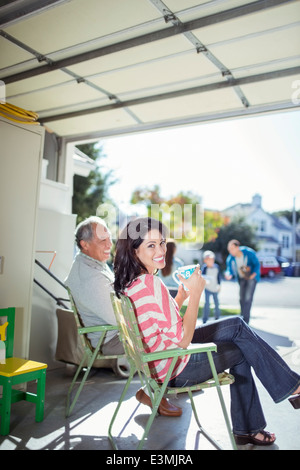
[1,0,300,389]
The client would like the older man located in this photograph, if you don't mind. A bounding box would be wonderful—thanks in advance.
[65,216,182,416]
[65,216,122,354]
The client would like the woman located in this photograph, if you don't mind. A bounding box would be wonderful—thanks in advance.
[114,217,300,446]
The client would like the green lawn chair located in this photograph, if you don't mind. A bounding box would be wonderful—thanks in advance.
[64,288,130,417]
[109,293,237,451]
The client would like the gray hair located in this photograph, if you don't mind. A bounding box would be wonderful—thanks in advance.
[75,216,107,249]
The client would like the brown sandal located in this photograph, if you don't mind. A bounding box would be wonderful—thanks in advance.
[289,394,300,409]
[234,430,276,446]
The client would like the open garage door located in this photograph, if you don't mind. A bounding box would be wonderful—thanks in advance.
[0,0,299,142]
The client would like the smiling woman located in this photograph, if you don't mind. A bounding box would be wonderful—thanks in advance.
[113,216,300,447]
[135,230,167,274]
[114,217,168,294]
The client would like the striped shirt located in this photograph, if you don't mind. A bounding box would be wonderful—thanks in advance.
[125,274,190,383]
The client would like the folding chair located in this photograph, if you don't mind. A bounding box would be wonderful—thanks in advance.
[0,308,47,436]
[109,293,237,450]
[64,288,129,417]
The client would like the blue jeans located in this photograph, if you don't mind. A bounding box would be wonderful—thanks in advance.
[168,317,300,435]
[239,278,257,324]
[203,290,220,323]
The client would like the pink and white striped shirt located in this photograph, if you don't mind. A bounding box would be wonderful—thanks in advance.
[125,274,190,383]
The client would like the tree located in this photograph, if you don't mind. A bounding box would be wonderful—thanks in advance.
[203,215,257,268]
[203,210,227,244]
[130,185,205,243]
[272,209,300,224]
[130,185,163,205]
[72,142,117,223]
[130,186,227,244]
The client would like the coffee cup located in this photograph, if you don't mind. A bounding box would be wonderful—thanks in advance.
[172,265,197,290]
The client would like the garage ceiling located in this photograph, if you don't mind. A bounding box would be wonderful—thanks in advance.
[1,0,300,141]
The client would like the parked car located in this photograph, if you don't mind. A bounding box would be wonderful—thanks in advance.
[290,262,300,277]
[276,256,291,276]
[259,256,282,278]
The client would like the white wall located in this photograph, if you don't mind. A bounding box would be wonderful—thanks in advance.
[0,117,44,357]
[31,208,76,368]
[32,141,77,367]
[30,140,80,368]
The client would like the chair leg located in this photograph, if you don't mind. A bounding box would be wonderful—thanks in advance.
[137,385,166,450]
[206,351,237,450]
[188,389,225,450]
[108,368,136,450]
[66,351,91,417]
[137,358,178,450]
[35,370,46,422]
[187,389,203,430]
[66,342,105,417]
[0,380,12,436]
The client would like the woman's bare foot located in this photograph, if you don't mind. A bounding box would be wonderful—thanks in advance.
[254,431,276,444]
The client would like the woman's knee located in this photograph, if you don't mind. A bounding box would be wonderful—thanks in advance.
[214,342,244,370]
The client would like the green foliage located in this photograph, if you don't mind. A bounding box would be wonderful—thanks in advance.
[72,143,117,223]
[130,185,203,242]
[180,305,240,319]
[272,209,300,224]
[203,215,257,267]
[130,185,163,205]
[203,210,226,244]
[129,186,257,266]
[130,185,226,244]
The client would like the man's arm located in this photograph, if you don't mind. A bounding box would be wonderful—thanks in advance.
[72,270,117,326]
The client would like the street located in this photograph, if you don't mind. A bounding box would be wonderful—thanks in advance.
[218,275,300,308]
[216,276,300,369]
[202,275,300,451]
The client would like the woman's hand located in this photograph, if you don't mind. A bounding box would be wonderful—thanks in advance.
[175,283,189,309]
[177,266,206,349]
[178,265,206,296]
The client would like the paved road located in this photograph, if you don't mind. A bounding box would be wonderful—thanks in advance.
[205,275,300,361]
[218,275,300,308]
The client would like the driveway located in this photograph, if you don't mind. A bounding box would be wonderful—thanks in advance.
[217,275,300,372]
[218,275,300,308]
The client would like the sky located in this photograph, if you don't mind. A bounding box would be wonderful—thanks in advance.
[100,109,300,215]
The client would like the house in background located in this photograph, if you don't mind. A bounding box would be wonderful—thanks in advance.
[222,194,299,260]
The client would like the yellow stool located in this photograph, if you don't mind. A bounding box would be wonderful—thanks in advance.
[0,308,47,435]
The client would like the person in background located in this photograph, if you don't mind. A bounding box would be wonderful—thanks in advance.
[65,216,181,417]
[113,217,300,447]
[225,239,260,324]
[201,250,221,324]
[158,239,184,298]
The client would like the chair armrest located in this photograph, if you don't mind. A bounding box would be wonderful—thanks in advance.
[78,324,119,335]
[142,342,217,363]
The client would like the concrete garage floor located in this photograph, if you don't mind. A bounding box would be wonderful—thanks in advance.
[1,280,300,452]
[0,364,236,451]
[1,316,299,452]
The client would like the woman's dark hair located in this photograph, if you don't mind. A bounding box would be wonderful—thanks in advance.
[161,240,176,277]
[114,217,167,296]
